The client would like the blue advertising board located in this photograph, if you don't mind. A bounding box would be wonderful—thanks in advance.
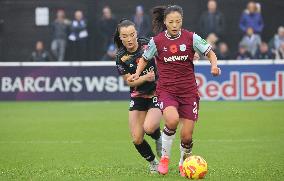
[0,61,283,101]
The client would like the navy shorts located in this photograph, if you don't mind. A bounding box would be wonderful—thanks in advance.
[129,96,161,111]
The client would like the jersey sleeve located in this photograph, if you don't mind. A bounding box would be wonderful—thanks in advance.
[116,58,129,75]
[142,38,157,61]
[193,33,212,56]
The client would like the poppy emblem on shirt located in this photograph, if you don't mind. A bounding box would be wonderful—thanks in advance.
[180,44,186,52]
[170,44,178,53]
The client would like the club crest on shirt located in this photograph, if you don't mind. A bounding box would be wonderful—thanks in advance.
[121,54,133,62]
[180,44,186,52]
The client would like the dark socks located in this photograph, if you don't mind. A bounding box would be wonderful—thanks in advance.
[146,128,161,140]
[134,139,155,162]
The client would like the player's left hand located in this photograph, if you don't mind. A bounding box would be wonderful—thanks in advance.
[211,66,221,76]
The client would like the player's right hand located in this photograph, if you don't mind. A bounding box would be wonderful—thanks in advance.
[145,70,155,82]
[127,73,140,82]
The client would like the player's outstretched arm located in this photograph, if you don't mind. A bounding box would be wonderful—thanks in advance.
[128,38,157,82]
[127,57,148,82]
[124,70,155,87]
[207,50,221,76]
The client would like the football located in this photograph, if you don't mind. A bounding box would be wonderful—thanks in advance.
[182,155,208,179]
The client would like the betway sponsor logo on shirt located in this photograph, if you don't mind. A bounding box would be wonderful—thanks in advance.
[164,55,189,62]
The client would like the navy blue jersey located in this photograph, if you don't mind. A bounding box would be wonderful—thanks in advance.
[116,38,157,97]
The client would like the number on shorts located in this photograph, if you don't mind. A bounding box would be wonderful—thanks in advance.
[153,96,161,108]
[159,101,163,109]
[193,102,198,115]
[129,100,134,108]
[152,96,158,103]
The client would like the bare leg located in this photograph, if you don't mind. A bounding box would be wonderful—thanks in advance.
[179,118,195,166]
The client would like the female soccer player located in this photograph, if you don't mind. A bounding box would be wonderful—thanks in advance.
[128,5,221,176]
[114,19,162,173]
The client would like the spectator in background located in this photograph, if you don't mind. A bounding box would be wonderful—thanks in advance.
[30,41,52,62]
[216,42,231,60]
[275,42,284,60]
[51,9,70,61]
[132,5,151,38]
[268,26,284,51]
[100,44,117,61]
[68,10,88,61]
[197,33,219,60]
[0,19,3,59]
[98,6,118,51]
[236,44,252,60]
[254,42,274,59]
[239,1,264,34]
[206,33,219,51]
[199,0,225,39]
[240,27,261,57]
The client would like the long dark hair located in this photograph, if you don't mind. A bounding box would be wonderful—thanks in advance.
[151,5,183,35]
[113,19,136,49]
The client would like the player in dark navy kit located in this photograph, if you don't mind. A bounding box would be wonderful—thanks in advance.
[114,19,162,173]
[129,5,221,176]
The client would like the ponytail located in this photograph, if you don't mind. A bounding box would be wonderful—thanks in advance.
[151,6,167,35]
[114,27,123,49]
[113,19,135,49]
[151,5,184,35]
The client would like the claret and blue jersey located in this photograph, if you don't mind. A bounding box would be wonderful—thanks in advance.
[142,29,212,97]
[143,29,212,60]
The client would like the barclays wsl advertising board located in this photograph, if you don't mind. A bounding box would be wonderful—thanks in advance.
[0,60,283,101]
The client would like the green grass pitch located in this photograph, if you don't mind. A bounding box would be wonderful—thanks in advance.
[0,101,283,180]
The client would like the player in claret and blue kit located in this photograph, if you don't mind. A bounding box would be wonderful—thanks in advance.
[129,5,221,177]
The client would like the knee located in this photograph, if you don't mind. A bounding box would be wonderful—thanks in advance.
[164,110,179,130]
[166,117,179,130]
[144,124,155,135]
